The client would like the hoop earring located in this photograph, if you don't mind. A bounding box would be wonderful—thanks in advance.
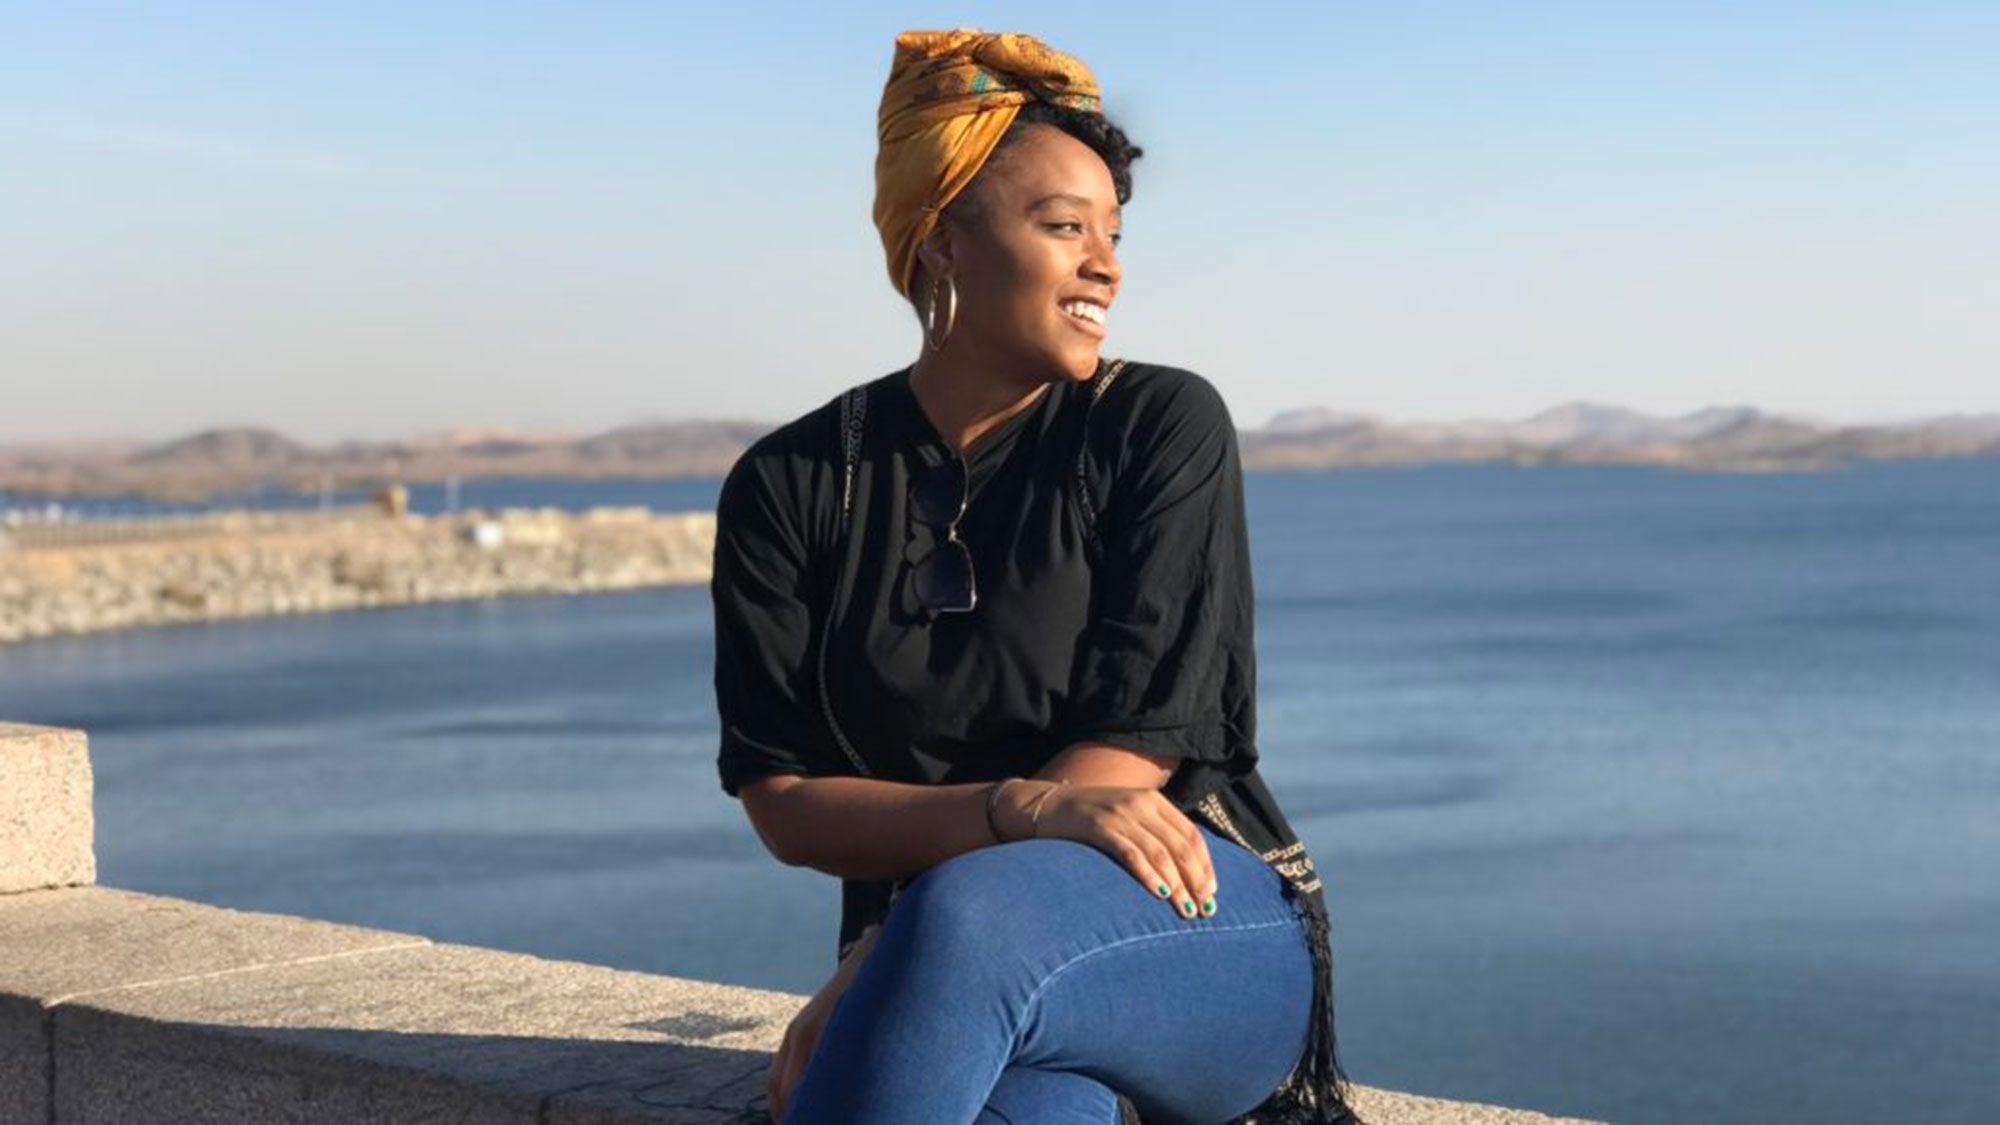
[924,274,958,352]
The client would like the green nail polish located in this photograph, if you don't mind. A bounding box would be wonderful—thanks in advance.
[1181,898,1196,916]
[1156,883,1171,897]
[1202,897,1215,914]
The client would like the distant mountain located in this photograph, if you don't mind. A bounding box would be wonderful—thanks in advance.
[572,420,770,466]
[1240,401,2000,472]
[400,426,575,452]
[1260,406,1377,435]
[1666,405,1766,442]
[129,427,311,470]
[3,400,1996,503]
[1905,412,2000,439]
[1509,402,1671,448]
[0,436,147,471]
[0,416,776,502]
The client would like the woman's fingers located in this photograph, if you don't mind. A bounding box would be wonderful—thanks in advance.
[1087,794,1217,920]
[1038,785,1220,921]
[777,1050,804,1120]
[766,1036,788,1119]
[768,999,815,1121]
[1137,797,1216,918]
[1100,828,1179,911]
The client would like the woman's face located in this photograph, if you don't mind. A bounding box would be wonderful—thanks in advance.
[918,123,1124,384]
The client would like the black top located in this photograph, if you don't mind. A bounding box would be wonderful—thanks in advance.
[713,360,1252,807]
[709,359,1359,1124]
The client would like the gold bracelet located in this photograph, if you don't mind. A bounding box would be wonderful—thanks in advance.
[984,777,1020,843]
[1026,779,1070,838]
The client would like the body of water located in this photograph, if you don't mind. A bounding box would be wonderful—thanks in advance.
[3,459,1995,1124]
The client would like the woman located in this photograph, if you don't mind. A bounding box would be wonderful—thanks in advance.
[710,29,1363,1125]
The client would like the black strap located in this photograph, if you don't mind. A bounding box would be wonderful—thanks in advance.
[839,380,868,524]
[1072,357,1127,558]
[818,381,873,778]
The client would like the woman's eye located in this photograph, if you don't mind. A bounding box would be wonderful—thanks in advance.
[1048,221,1120,247]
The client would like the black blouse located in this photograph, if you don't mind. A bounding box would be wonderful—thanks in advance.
[708,358,1357,1124]
[713,359,1254,812]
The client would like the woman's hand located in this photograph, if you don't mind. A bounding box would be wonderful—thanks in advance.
[1005,780,1218,921]
[767,923,880,1121]
[767,983,835,1121]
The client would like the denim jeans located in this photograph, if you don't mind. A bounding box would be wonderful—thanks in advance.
[781,821,1316,1124]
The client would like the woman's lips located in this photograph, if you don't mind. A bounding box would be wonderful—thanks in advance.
[1060,304,1107,338]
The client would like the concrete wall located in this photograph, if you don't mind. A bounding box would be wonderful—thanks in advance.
[0,721,1603,1124]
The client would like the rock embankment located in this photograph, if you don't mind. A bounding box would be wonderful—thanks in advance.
[0,507,716,645]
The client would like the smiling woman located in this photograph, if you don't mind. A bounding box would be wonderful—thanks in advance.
[711,27,1363,1125]
[897,102,1139,371]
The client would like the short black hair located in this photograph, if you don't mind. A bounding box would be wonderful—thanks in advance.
[993,100,1143,212]
[907,101,1144,314]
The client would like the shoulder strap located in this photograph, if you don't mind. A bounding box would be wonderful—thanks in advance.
[1072,357,1127,558]
[839,382,868,523]
[829,378,898,960]
[816,381,873,779]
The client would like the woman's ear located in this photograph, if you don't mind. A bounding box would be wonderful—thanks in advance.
[914,223,956,293]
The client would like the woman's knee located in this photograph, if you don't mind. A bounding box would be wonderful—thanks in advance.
[891,823,1286,941]
[887,837,1102,949]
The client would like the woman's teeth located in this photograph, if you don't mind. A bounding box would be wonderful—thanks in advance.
[1061,301,1106,325]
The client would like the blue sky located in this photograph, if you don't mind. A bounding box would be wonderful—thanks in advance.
[4,1,1994,444]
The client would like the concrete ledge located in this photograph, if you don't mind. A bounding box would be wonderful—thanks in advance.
[0,885,432,1123]
[55,938,793,1124]
[0,722,94,893]
[0,721,1602,1123]
[0,885,1602,1124]
[0,886,801,1124]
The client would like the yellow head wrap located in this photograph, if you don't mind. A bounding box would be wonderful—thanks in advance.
[873,29,1104,300]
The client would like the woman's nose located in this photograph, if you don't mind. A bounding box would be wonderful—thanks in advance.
[1085,235,1120,286]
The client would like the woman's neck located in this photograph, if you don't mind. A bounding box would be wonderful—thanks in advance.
[907,350,1054,458]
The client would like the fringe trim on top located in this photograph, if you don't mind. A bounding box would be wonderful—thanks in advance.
[1191,793,1368,1125]
[1233,883,1365,1124]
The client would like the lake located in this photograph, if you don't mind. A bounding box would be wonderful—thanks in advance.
[3,459,1995,1124]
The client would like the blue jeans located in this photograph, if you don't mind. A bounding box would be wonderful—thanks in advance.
[781,822,1316,1124]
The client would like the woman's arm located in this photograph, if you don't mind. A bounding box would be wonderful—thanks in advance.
[739,741,1173,879]
[1037,740,1174,789]
[742,774,1023,878]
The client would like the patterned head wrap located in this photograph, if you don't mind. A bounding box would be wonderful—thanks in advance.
[873,29,1103,300]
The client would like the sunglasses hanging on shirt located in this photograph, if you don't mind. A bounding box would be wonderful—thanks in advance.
[908,454,976,615]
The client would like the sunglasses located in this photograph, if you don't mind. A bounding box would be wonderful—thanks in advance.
[909,455,976,615]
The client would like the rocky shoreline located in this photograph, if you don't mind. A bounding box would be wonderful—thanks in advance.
[0,507,716,645]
